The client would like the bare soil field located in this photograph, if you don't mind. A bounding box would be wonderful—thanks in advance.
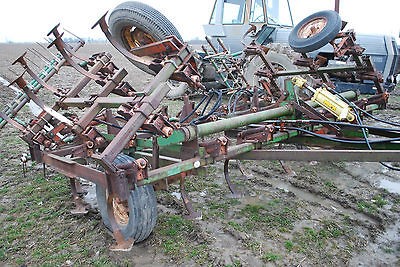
[0,42,399,266]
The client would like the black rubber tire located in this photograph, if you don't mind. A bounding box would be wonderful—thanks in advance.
[96,154,158,243]
[108,1,183,74]
[289,10,342,53]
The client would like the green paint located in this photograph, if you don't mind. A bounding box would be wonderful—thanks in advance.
[136,129,186,148]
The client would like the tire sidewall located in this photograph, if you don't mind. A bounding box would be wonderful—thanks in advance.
[95,153,157,242]
[289,10,342,53]
[107,1,183,74]
[96,184,157,242]
[109,12,165,47]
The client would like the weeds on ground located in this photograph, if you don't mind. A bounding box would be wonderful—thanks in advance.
[221,196,299,264]
[357,194,388,214]
[262,252,281,262]
[288,219,353,265]
[239,198,298,233]
[154,214,210,264]
[0,170,107,266]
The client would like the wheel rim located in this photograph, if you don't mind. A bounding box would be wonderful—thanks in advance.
[122,26,157,49]
[297,17,327,39]
[111,195,130,226]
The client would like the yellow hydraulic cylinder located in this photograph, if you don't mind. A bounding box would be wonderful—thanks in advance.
[312,87,355,122]
[292,77,355,122]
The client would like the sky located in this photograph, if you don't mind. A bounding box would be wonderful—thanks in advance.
[0,0,399,43]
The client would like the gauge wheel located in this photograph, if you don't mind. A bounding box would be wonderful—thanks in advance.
[96,154,157,243]
[289,10,342,53]
[108,1,183,74]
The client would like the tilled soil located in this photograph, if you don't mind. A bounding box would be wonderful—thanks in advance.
[0,42,399,266]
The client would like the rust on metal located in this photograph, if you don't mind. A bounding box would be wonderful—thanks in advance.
[0,10,397,253]
[297,17,328,39]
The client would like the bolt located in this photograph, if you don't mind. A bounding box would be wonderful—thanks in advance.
[161,126,173,137]
[193,161,201,169]
[86,141,94,149]
[136,158,147,169]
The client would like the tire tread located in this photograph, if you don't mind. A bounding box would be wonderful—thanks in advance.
[96,154,157,243]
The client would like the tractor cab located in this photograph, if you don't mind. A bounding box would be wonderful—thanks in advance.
[204,0,293,51]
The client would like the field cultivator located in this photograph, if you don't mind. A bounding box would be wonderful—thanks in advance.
[0,5,399,251]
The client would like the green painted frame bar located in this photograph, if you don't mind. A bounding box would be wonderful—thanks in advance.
[139,130,301,184]
[234,149,400,162]
[138,157,208,186]
[136,90,357,147]
[136,130,188,148]
[286,136,400,150]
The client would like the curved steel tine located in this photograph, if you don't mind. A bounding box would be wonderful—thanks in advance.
[92,13,149,66]
[48,28,89,62]
[69,178,88,215]
[25,65,64,95]
[10,73,73,127]
[236,159,249,178]
[47,23,89,61]
[223,159,242,198]
[12,52,64,95]
[0,111,26,132]
[48,34,102,81]
[179,174,202,220]
[47,23,74,50]
[279,160,296,176]
[63,28,86,46]
[57,39,90,63]
[23,88,73,127]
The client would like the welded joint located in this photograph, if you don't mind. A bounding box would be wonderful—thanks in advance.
[237,125,275,144]
[199,136,229,157]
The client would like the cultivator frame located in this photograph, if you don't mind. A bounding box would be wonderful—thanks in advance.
[0,12,399,251]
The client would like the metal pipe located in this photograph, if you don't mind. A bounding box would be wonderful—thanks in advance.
[186,90,356,139]
[100,46,191,164]
[197,105,293,137]
[335,0,340,13]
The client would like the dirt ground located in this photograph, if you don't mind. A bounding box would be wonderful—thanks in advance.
[0,42,399,266]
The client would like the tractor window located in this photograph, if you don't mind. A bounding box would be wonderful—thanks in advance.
[266,0,293,27]
[250,0,265,23]
[222,0,246,24]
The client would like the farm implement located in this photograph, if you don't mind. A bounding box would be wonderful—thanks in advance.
[0,2,399,251]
